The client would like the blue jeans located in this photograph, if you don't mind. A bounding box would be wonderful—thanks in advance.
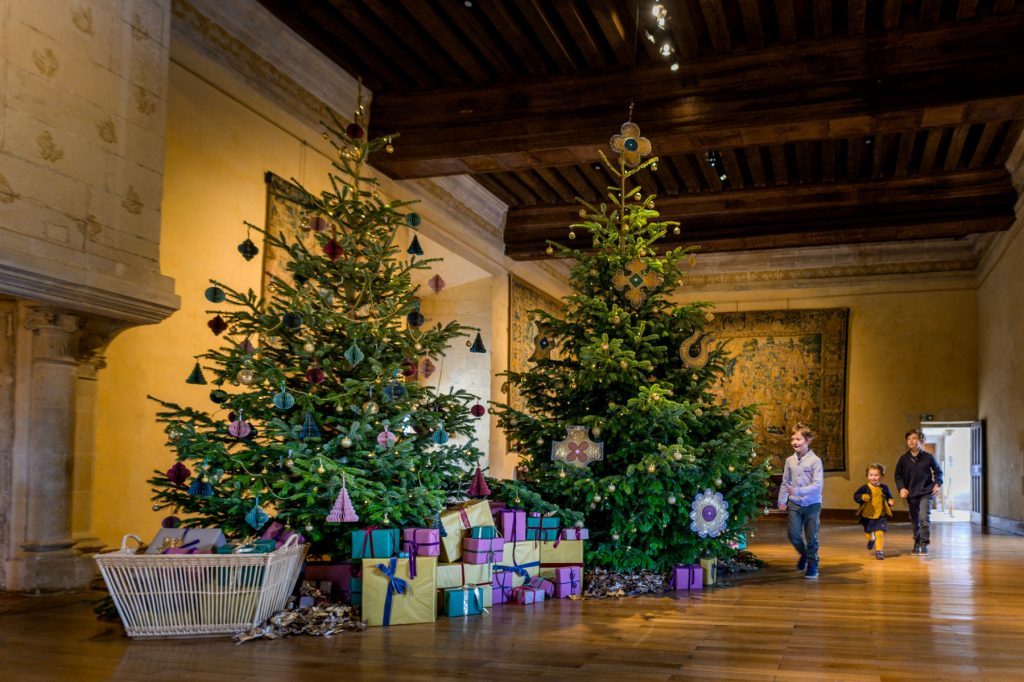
[908,495,932,545]
[787,502,821,563]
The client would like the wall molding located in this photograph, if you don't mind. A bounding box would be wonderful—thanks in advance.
[986,513,1024,536]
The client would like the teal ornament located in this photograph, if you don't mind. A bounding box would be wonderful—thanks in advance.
[407,236,423,256]
[432,425,449,445]
[405,212,421,227]
[185,361,207,385]
[344,342,364,366]
[469,332,486,353]
[209,389,228,404]
[204,286,226,303]
[282,312,303,329]
[237,238,258,261]
[432,508,447,538]
[273,383,295,410]
[407,310,425,328]
[383,381,406,401]
[300,410,321,439]
[245,498,270,530]
[189,476,213,497]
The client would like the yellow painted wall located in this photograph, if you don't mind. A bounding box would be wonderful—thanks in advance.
[677,284,979,510]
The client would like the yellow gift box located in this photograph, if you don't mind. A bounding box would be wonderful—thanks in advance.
[361,556,437,627]
[494,541,540,587]
[539,539,584,564]
[438,500,495,563]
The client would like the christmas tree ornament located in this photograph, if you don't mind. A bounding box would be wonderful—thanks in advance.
[551,426,604,468]
[607,483,617,492]
[667,495,676,505]
[236,368,256,385]
[237,238,259,261]
[344,342,365,366]
[610,120,652,167]
[593,494,602,503]
[340,436,353,448]
[407,309,425,328]
[431,425,449,444]
[204,286,226,303]
[405,212,421,227]
[377,426,397,448]
[166,462,191,486]
[207,315,228,335]
[300,410,321,439]
[383,380,406,401]
[704,312,715,322]
[305,363,326,384]
[419,357,436,378]
[469,332,486,353]
[468,466,491,497]
[246,497,270,530]
[401,358,418,378]
[185,361,207,385]
[612,259,664,308]
[162,516,181,528]
[228,413,251,438]
[679,330,714,369]
[470,403,486,418]
[690,489,730,538]
[346,122,364,140]
[309,215,329,233]
[326,475,359,523]
[407,236,423,256]
[189,475,213,497]
[427,274,446,294]
[209,389,228,403]
[528,325,556,362]
[323,238,344,261]
[303,342,315,353]
[282,312,304,329]
[546,245,554,255]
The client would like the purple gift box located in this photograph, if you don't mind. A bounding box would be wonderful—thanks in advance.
[402,528,441,557]
[492,571,515,604]
[462,537,504,564]
[495,509,526,543]
[525,575,555,599]
[554,565,582,598]
[512,585,545,605]
[669,564,703,590]
[303,561,361,601]
[261,521,306,549]
[560,528,589,541]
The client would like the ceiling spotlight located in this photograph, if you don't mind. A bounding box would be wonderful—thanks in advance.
[644,29,656,44]
[657,17,667,29]
[719,173,728,182]
[591,162,603,170]
[864,137,873,144]
[652,3,667,20]
[660,42,673,57]
[464,0,473,6]
[670,62,680,72]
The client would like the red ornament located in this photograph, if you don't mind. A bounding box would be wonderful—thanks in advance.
[166,462,191,486]
[401,358,418,378]
[346,123,364,140]
[323,239,344,261]
[468,465,491,498]
[306,365,326,384]
[470,403,486,418]
[207,315,228,335]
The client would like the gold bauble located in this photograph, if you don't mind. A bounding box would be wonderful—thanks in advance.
[578,209,587,218]
[303,342,315,353]
[341,436,353,448]
[673,226,681,235]
[704,312,714,321]
[236,368,255,385]
[568,231,576,240]
[385,143,395,153]
[601,343,609,350]
[546,245,554,255]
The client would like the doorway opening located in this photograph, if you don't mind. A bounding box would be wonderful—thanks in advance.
[922,424,973,523]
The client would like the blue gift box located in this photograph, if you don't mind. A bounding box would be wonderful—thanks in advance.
[443,586,484,617]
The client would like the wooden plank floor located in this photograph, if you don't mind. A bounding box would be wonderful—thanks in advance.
[3,519,1024,681]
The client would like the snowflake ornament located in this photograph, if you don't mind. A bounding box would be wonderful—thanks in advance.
[689,489,730,538]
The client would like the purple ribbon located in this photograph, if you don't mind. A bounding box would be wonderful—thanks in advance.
[401,531,439,579]
[375,557,408,627]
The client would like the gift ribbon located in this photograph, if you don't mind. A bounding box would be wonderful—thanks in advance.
[499,509,525,541]
[458,507,472,530]
[669,564,699,589]
[511,585,541,604]
[494,558,539,580]
[454,586,486,615]
[375,557,408,627]
[401,530,440,579]
[159,529,199,554]
[464,547,499,563]
[359,525,382,558]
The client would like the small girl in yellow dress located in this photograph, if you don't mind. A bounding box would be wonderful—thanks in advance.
[853,463,896,560]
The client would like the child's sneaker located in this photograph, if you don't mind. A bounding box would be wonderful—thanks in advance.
[875,551,885,560]
[796,554,807,571]
[920,544,928,555]
[804,561,818,579]
[912,543,922,555]
[867,533,876,550]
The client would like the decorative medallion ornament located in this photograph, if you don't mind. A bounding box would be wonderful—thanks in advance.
[228,412,251,438]
[273,383,295,410]
[245,497,270,530]
[419,357,436,378]
[377,426,397,448]
[432,425,449,445]
[470,403,486,418]
[610,121,652,167]
[204,286,226,303]
[551,425,604,468]
[344,342,365,366]
[612,259,664,308]
[679,330,715,369]
[237,238,259,261]
[166,462,191,486]
[528,324,556,362]
[207,315,228,335]
[689,489,730,538]
[428,274,446,294]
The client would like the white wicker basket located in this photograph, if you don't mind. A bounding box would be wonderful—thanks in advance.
[95,533,307,638]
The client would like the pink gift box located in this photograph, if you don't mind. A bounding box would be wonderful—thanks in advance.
[511,585,545,605]
[669,564,703,590]
[462,537,504,564]
[492,570,514,604]
[495,509,526,543]
[402,528,441,557]
[525,575,555,598]
[560,528,589,541]
[554,565,582,598]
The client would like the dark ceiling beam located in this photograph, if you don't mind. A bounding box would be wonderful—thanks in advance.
[370,15,1024,179]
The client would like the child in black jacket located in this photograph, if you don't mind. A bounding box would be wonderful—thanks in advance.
[853,463,896,560]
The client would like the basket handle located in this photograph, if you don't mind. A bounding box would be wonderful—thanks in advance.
[118,534,143,554]
[280,533,300,549]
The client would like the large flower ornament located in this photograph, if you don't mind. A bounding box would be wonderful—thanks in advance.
[551,425,604,468]
[610,122,652,167]
[690,489,730,538]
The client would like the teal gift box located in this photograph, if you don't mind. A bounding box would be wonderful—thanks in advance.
[351,528,400,559]
[213,540,275,586]
[470,526,499,540]
[525,515,559,541]
[443,586,484,617]
[350,577,362,606]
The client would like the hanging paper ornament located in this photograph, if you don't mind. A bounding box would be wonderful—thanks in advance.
[189,476,213,497]
[237,336,256,354]
[346,122,364,140]
[245,498,270,530]
[528,324,556,362]
[405,212,421,227]
[323,239,344,261]
[401,358,418,378]
[383,381,406,401]
[162,516,181,528]
[612,259,664,308]
[300,410,321,439]
[309,215,329,233]
[272,383,295,410]
[432,508,447,537]
[420,357,436,378]
[469,332,486,353]
[610,120,652,168]
[344,342,365,366]
[551,425,604,468]
[428,274,446,294]
[236,368,256,385]
[407,309,425,328]
[377,427,397,448]
[326,475,359,523]
[185,361,207,385]
[362,400,379,415]
[237,238,259,261]
[166,462,191,486]
[306,364,326,384]
[204,286,226,303]
[470,403,486,418]
[679,330,715,369]
[690,489,730,538]
[468,466,491,498]
[407,236,424,256]
[209,389,228,404]
[228,413,252,438]
[282,312,303,329]
[431,425,449,445]
[207,315,228,335]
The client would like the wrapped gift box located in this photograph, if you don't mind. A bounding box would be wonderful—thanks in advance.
[560,528,589,541]
[303,561,361,602]
[351,528,401,559]
[462,537,504,564]
[525,514,560,541]
[553,566,582,598]
[540,539,583,564]
[437,562,493,607]
[494,541,540,588]
[402,528,441,557]
[494,509,526,543]
[361,556,436,627]
[350,577,362,605]
[492,570,515,605]
[669,564,703,591]
[145,528,226,555]
[525,575,555,599]
[439,500,495,563]
[700,557,717,585]
[260,522,306,549]
[469,526,499,540]
[443,586,485,618]
[511,585,545,605]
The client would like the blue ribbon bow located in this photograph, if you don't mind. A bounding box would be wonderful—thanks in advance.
[375,557,408,626]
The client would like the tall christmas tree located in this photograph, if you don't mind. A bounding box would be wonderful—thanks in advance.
[493,118,770,572]
[149,100,485,552]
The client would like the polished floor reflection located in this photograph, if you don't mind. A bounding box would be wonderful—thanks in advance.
[2,519,1023,681]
